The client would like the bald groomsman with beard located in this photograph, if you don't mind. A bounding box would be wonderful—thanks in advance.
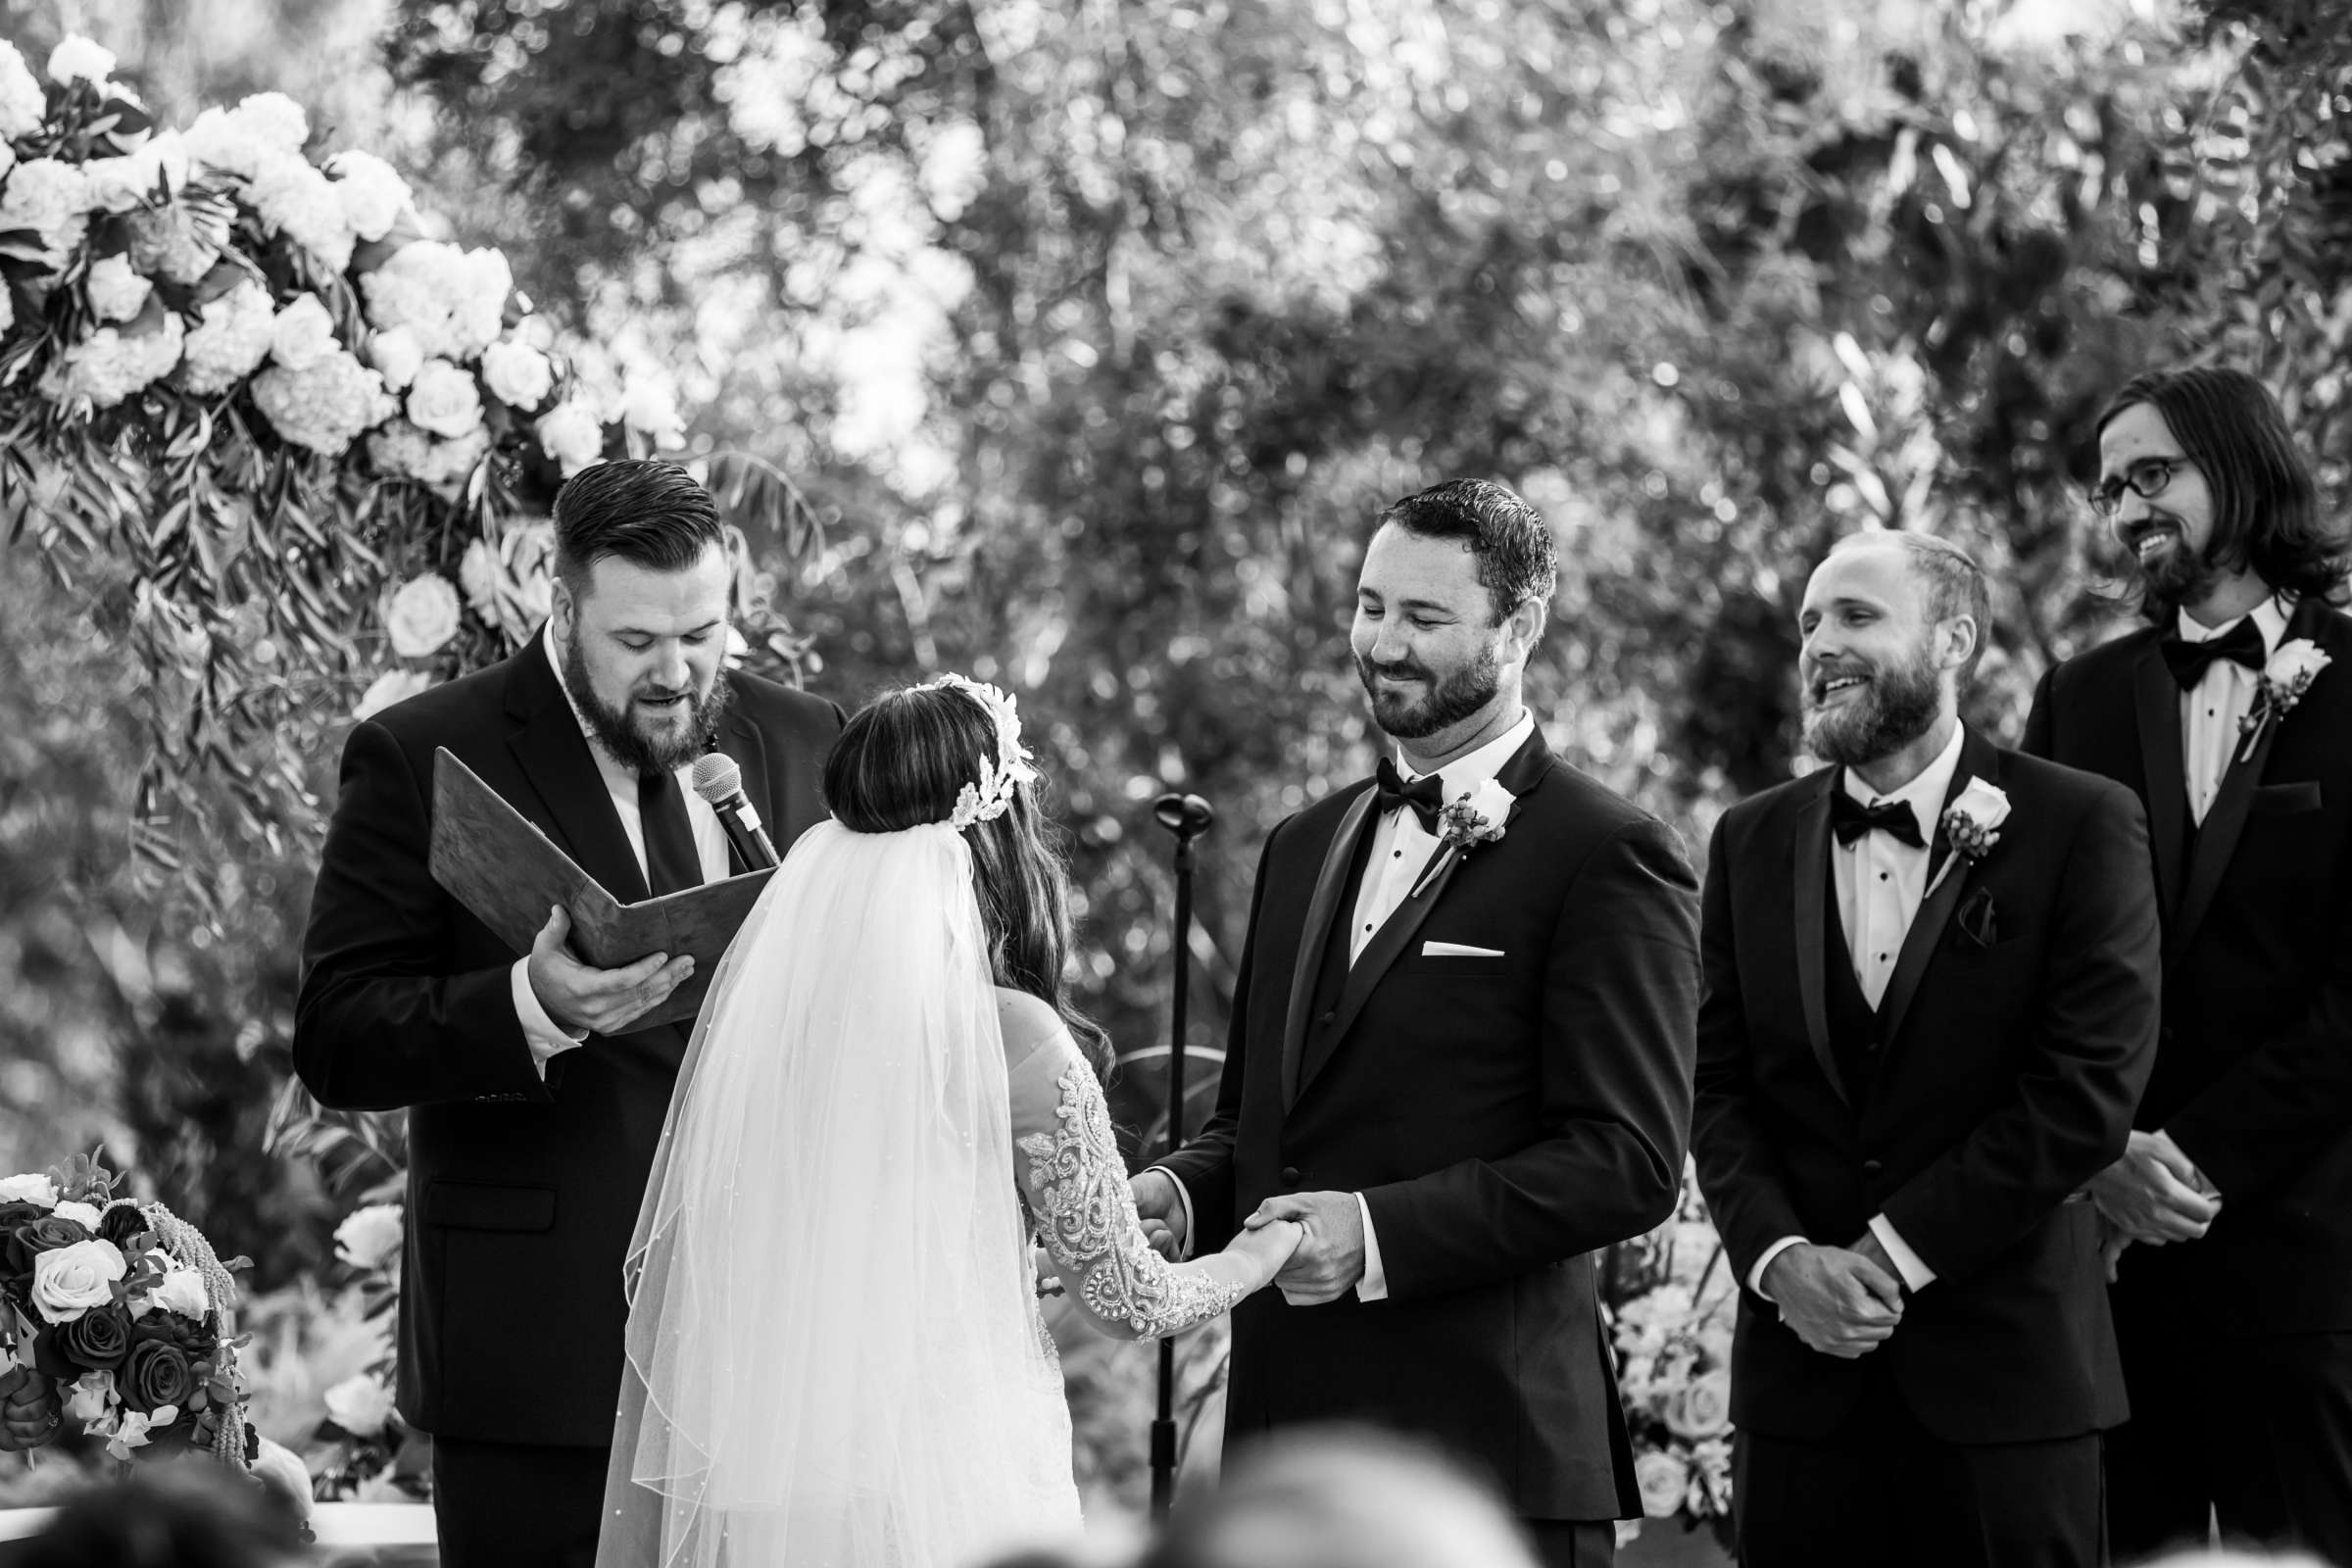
[2025,367,2352,1564]
[1691,532,2160,1568]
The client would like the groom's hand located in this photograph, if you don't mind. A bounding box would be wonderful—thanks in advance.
[528,906,696,1037]
[1247,1191,1363,1304]
[1131,1170,1188,1260]
[2088,1129,2221,1246]
[1760,1243,1903,1360]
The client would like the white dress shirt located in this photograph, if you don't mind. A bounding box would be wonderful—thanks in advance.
[2178,597,2289,824]
[1749,722,1965,1300]
[1153,710,1537,1302]
[511,636,732,1072]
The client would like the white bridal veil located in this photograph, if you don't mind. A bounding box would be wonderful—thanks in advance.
[598,820,1078,1568]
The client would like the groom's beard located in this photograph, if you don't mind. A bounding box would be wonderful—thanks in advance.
[1802,638,1940,768]
[563,633,732,775]
[1355,645,1500,741]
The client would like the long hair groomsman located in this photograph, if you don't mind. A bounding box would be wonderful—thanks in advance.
[2023,367,2352,1563]
[1692,532,2160,1568]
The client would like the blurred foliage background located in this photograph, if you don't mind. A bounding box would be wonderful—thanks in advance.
[2,0,2350,1503]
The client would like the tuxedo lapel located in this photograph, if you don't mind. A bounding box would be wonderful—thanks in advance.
[2169,597,2328,963]
[1281,788,1378,1107]
[1877,730,2000,1055]
[1790,773,1845,1106]
[1288,730,1553,1108]
[2132,645,2189,922]
[503,632,651,906]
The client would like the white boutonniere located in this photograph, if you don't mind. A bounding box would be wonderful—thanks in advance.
[2236,638,2331,760]
[1924,778,2009,898]
[1408,779,1514,901]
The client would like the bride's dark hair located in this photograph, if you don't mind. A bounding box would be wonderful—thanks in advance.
[822,683,1112,1079]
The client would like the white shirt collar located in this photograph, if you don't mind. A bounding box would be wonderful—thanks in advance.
[2178,594,2292,657]
[1396,709,1537,793]
[1838,718,1966,830]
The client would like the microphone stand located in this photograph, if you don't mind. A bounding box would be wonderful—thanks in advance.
[1148,791,1213,1523]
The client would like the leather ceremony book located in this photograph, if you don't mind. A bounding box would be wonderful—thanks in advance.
[427,747,776,1031]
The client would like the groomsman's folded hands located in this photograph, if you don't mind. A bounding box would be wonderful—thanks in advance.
[1759,1241,1905,1359]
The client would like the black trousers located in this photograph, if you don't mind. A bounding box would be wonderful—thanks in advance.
[2107,1292,2352,1567]
[431,1434,609,1568]
[1522,1518,1615,1568]
[1733,1372,2103,1568]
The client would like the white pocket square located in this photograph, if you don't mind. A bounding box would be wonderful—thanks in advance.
[1422,941,1504,958]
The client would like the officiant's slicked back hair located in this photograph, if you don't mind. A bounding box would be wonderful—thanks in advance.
[551,460,727,597]
[2097,368,2347,611]
[824,684,1112,1077]
[1377,478,1559,624]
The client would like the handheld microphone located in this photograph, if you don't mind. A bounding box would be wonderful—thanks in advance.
[690,753,780,871]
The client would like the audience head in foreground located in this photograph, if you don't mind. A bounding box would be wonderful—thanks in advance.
[0,1464,304,1568]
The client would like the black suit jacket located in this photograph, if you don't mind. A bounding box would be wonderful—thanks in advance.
[1690,730,2159,1444]
[1159,730,1700,1521]
[2024,599,2352,1333]
[292,634,842,1446]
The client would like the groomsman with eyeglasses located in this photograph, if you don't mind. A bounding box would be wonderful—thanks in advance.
[2023,366,2352,1563]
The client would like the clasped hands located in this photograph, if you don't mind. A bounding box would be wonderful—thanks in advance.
[1760,1233,1905,1360]
[1131,1172,1363,1303]
[2083,1129,2221,1281]
[0,1364,61,1452]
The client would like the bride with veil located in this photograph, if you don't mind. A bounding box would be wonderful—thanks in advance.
[597,675,1302,1568]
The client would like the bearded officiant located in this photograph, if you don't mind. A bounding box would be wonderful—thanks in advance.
[292,460,843,1568]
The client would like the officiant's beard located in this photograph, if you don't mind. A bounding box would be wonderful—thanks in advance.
[1803,643,1940,768]
[563,635,733,775]
[1355,645,1501,741]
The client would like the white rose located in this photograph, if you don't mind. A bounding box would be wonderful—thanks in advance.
[50,1200,103,1230]
[30,1238,127,1324]
[368,325,424,391]
[2266,638,2331,688]
[333,1202,405,1270]
[1635,1449,1690,1520]
[406,358,484,439]
[270,292,340,369]
[0,157,91,261]
[325,149,412,243]
[448,246,512,358]
[250,347,396,456]
[618,376,686,446]
[178,278,275,395]
[353,667,432,722]
[0,41,44,140]
[385,573,462,658]
[536,400,606,476]
[65,1371,114,1423]
[1663,1369,1733,1441]
[1948,778,2011,834]
[480,339,553,411]
[361,240,509,359]
[247,151,354,275]
[85,253,150,322]
[181,105,268,181]
[45,35,116,87]
[0,1173,59,1206]
[150,1265,209,1318]
[230,91,309,157]
[323,1371,398,1439]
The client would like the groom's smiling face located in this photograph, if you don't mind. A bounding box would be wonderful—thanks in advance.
[1350,523,1527,745]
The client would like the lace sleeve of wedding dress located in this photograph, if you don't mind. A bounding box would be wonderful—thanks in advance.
[1007,1032,1256,1340]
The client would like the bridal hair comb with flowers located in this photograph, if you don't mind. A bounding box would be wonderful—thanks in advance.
[926,674,1039,830]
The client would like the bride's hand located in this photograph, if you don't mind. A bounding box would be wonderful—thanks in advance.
[1222,1217,1304,1291]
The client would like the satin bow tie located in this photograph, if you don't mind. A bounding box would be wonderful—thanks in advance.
[1831,791,1925,850]
[1374,756,1446,832]
[2160,618,2266,690]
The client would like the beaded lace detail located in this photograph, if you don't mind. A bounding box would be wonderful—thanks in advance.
[1016,1061,1247,1338]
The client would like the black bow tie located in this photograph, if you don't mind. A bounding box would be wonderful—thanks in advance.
[1831,790,1925,850]
[1375,756,1446,832]
[2160,617,2266,690]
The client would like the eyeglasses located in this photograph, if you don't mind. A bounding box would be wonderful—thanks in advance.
[2088,455,2196,517]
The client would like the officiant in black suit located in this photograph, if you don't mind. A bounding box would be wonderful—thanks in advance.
[2023,367,2352,1564]
[1691,532,2159,1568]
[292,461,842,1568]
[1142,479,1701,1568]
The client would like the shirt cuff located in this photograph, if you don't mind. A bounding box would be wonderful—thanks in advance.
[1353,1193,1388,1302]
[510,958,586,1077]
[1868,1213,1936,1292]
[1143,1166,1197,1261]
[1749,1235,1807,1301]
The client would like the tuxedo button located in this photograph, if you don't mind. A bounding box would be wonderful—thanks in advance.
[1862,1158,1885,1177]
[1280,1166,1301,1186]
[1317,1010,1336,1028]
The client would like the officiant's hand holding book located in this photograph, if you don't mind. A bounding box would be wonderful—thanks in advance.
[524,904,695,1037]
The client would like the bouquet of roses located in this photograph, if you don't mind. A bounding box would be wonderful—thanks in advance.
[1603,1163,1737,1549]
[0,1153,256,1470]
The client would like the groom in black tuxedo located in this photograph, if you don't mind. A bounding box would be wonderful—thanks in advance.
[293,461,841,1568]
[1144,479,1701,1567]
[1691,532,2159,1568]
[2023,367,2352,1563]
